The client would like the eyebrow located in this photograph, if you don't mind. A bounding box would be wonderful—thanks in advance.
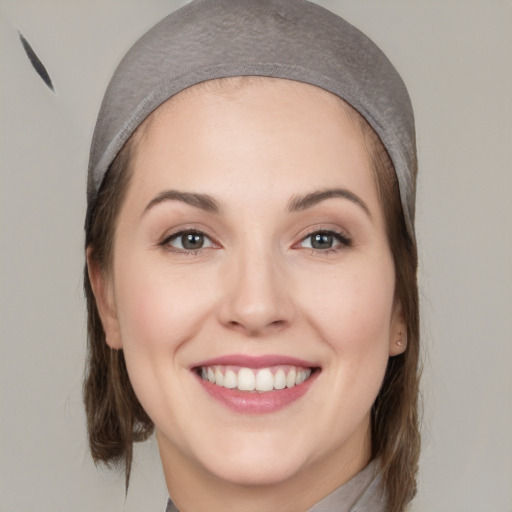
[143,190,220,215]
[287,188,371,218]
[142,187,370,218]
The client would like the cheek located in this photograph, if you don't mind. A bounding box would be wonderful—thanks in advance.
[305,264,394,342]
[116,272,169,350]
[348,277,394,350]
[286,256,396,446]
[298,255,395,392]
[112,251,222,362]
[110,256,220,420]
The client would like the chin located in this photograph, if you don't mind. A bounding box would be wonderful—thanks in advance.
[201,450,307,487]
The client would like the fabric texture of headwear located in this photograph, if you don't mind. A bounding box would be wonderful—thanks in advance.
[87,0,417,240]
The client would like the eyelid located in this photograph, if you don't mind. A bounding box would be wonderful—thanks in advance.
[294,227,352,251]
[160,228,220,253]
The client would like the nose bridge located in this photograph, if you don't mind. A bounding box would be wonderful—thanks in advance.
[220,234,291,335]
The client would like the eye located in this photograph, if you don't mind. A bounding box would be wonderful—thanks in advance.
[298,230,351,251]
[163,230,215,252]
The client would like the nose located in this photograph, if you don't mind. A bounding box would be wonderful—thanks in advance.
[217,243,294,337]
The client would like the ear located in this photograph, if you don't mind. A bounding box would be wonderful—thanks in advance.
[86,247,123,349]
[389,300,407,356]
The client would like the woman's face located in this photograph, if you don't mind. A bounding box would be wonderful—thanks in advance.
[91,79,405,493]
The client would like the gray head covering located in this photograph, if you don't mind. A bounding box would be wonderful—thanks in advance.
[87,0,417,240]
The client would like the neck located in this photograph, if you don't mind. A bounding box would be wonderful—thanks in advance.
[158,429,371,512]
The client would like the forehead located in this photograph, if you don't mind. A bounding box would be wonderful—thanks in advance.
[142,76,354,134]
[122,77,379,216]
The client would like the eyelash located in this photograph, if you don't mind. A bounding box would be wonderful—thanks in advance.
[160,228,352,256]
[296,229,352,255]
[160,229,217,255]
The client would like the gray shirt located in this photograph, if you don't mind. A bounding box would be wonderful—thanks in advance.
[164,460,387,512]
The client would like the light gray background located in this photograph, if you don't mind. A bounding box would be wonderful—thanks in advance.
[1,1,511,511]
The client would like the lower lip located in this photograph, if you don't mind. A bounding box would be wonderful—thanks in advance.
[195,371,318,414]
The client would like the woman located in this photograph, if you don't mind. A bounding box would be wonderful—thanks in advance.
[84,1,420,511]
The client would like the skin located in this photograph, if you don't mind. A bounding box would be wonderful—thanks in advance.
[88,78,405,512]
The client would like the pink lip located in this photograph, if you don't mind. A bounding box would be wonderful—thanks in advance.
[192,354,320,415]
[192,353,318,369]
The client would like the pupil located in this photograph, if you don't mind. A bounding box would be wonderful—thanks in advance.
[312,233,333,249]
[182,233,203,250]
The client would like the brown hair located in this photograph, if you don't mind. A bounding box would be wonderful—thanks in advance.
[353,109,421,511]
[83,137,152,490]
[83,80,420,510]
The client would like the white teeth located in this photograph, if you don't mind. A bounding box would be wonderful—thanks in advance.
[200,365,313,392]
[296,370,308,385]
[223,369,237,388]
[286,369,296,388]
[255,369,274,392]
[298,369,312,384]
[214,368,224,387]
[237,368,256,391]
[274,369,286,390]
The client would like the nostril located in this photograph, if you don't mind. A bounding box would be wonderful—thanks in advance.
[270,319,287,328]
[225,318,289,337]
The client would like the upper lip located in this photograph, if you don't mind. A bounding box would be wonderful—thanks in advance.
[192,354,319,369]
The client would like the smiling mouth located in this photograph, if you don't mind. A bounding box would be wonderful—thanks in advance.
[193,356,320,414]
[196,365,316,392]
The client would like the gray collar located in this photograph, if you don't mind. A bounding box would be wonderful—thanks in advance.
[164,460,387,512]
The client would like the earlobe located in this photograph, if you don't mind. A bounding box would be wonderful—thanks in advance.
[86,247,123,349]
[389,301,407,356]
[390,329,407,356]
